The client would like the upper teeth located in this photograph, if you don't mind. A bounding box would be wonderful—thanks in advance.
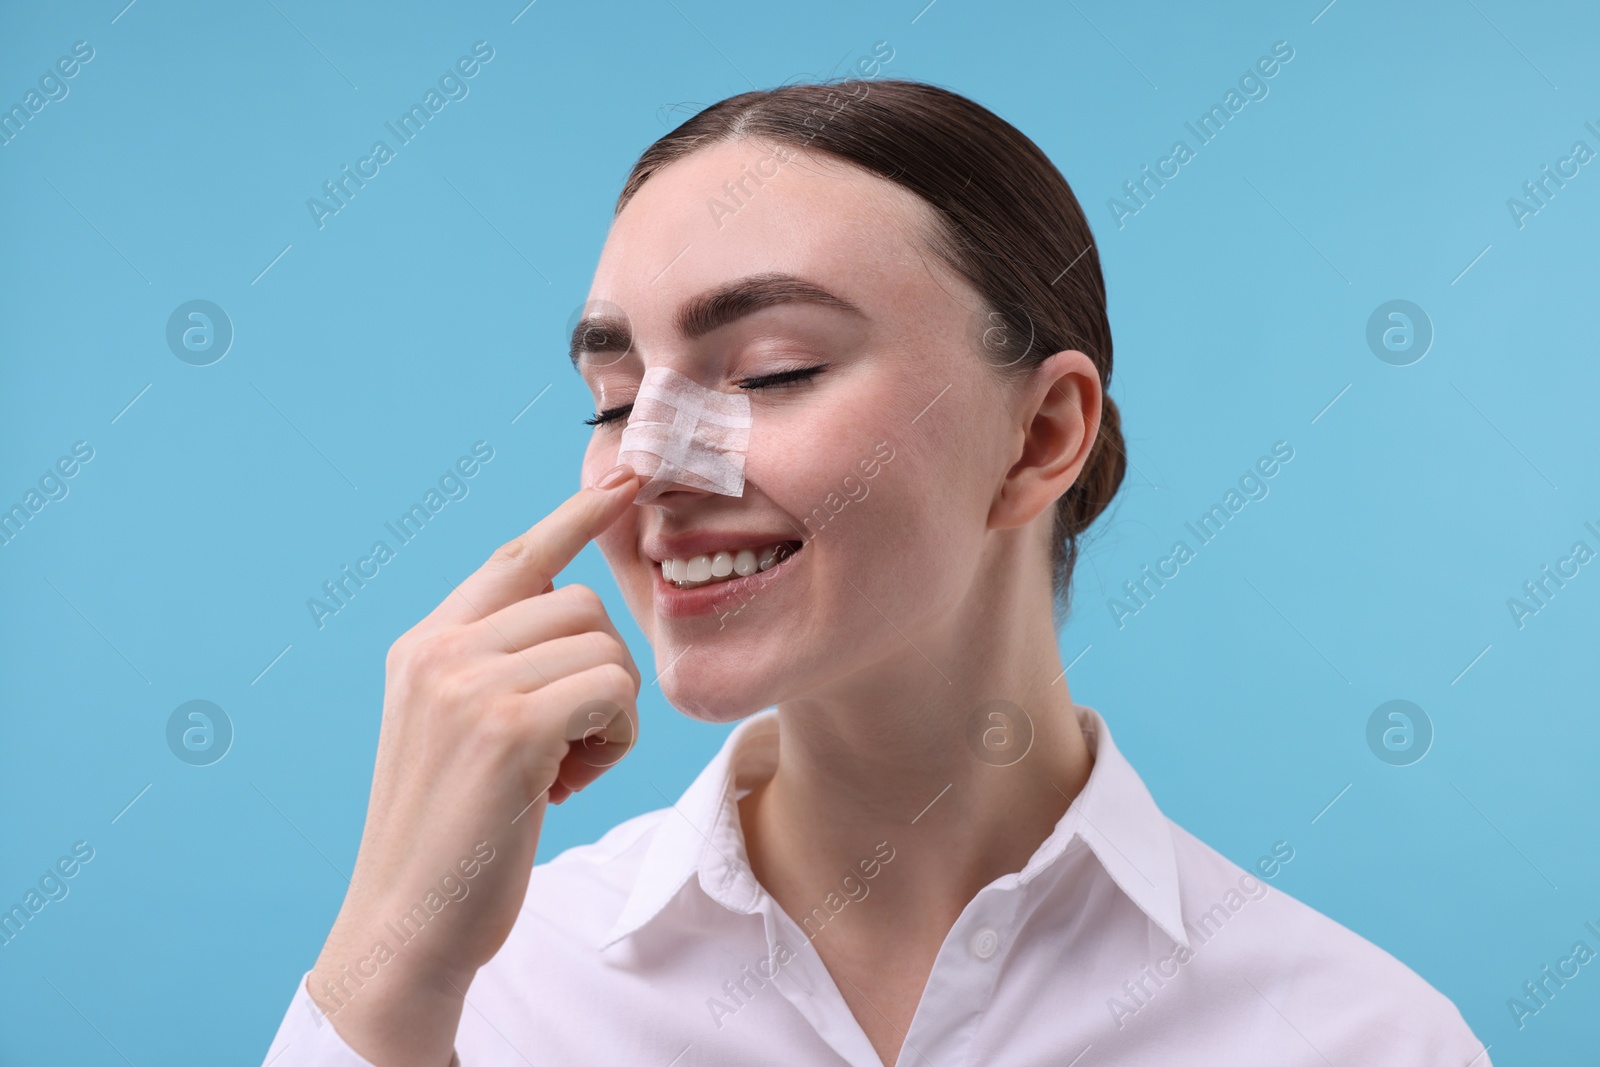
[660,543,795,588]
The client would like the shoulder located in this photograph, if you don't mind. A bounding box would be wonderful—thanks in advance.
[1164,820,1490,1064]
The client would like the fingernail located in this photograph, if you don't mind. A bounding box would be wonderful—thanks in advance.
[594,463,636,491]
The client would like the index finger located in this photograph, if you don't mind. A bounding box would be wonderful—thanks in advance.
[431,465,638,627]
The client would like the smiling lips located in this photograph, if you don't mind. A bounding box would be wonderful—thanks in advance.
[654,541,803,590]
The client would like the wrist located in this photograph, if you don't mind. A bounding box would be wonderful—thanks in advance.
[310,920,475,1067]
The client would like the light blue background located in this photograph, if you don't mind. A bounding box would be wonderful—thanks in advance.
[2,0,1596,1063]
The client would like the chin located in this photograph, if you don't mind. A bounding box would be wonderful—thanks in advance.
[657,657,775,725]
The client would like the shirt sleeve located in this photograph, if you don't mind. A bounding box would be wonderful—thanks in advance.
[260,971,461,1067]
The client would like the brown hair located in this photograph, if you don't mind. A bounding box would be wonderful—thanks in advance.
[615,78,1125,617]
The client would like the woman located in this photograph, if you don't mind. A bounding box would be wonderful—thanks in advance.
[265,79,1488,1066]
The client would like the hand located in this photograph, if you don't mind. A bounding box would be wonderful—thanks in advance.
[306,465,642,1066]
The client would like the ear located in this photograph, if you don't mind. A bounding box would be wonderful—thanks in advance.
[989,349,1103,531]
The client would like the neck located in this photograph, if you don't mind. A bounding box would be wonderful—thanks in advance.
[738,548,1092,947]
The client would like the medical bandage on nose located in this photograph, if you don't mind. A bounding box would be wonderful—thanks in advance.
[617,366,751,503]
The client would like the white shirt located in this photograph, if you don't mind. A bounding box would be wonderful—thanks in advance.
[263,704,1491,1066]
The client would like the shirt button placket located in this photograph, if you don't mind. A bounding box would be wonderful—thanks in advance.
[909,911,1012,1062]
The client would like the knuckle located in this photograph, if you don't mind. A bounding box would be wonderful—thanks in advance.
[595,661,638,701]
[384,633,412,673]
[490,534,532,567]
[402,629,474,688]
[478,693,530,745]
[386,628,436,677]
[410,630,459,670]
[583,629,623,663]
[434,659,492,708]
[558,583,603,614]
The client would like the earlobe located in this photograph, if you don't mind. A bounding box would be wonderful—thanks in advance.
[990,350,1102,531]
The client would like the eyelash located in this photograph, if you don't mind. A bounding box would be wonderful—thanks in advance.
[583,364,830,427]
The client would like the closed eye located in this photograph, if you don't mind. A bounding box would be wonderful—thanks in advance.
[583,404,633,427]
[735,364,830,390]
[584,365,829,426]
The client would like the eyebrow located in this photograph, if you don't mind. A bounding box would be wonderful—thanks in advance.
[569,273,864,367]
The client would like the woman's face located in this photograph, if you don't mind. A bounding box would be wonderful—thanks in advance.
[577,139,1030,721]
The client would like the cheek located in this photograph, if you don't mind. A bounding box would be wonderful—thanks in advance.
[854,447,961,564]
[741,378,920,507]
[828,395,999,596]
[741,417,863,528]
[738,416,800,502]
[594,518,637,570]
[593,512,647,616]
[581,432,621,485]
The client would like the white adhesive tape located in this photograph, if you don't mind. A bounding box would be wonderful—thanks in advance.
[617,366,752,503]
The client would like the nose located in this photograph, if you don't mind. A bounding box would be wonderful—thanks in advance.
[617,367,750,503]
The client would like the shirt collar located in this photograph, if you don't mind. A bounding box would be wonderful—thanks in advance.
[600,703,1189,952]
[1022,703,1191,950]
[599,710,779,950]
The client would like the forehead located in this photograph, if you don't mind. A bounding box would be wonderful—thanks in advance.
[588,139,960,322]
